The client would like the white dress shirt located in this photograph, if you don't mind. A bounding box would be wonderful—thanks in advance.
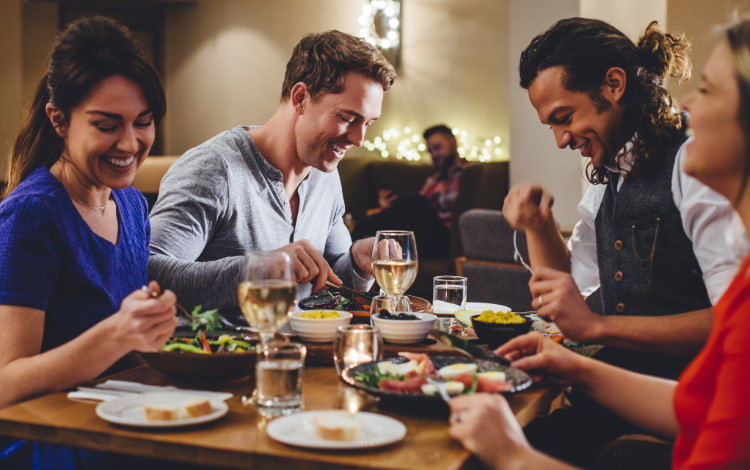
[568,138,744,304]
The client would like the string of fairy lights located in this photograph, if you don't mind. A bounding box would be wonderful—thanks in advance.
[363,127,505,162]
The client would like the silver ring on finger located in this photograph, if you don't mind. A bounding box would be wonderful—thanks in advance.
[538,295,544,307]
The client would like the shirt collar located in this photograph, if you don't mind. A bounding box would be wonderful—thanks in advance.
[605,133,636,178]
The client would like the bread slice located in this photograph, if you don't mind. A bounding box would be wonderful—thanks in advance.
[314,410,362,441]
[143,396,213,421]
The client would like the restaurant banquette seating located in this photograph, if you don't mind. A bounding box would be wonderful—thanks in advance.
[131,155,180,209]
[337,158,509,299]
[133,156,510,301]
[454,209,533,311]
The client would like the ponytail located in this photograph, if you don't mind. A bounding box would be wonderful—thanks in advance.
[5,77,64,197]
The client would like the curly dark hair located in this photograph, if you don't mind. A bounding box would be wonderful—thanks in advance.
[280,30,396,101]
[519,17,691,184]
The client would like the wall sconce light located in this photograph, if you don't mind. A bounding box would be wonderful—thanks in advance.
[359,0,401,68]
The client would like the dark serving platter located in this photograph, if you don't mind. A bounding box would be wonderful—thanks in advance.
[139,326,259,382]
[341,355,532,407]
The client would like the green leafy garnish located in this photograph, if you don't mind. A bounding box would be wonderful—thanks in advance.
[354,369,404,389]
[189,305,222,332]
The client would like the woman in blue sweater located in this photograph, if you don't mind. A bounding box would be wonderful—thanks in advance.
[0,16,177,468]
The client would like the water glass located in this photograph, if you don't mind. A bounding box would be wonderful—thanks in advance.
[432,275,468,314]
[254,341,306,418]
[333,324,383,377]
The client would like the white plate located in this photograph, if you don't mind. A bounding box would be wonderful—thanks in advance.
[95,392,228,428]
[266,411,406,449]
[466,302,511,313]
[435,302,511,317]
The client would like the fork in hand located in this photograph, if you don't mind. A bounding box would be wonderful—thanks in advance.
[425,377,452,403]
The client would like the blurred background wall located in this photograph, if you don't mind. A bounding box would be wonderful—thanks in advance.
[1,0,744,229]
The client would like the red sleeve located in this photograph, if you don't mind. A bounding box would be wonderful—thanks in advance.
[681,289,750,469]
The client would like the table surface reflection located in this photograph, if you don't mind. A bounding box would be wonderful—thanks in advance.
[0,364,559,470]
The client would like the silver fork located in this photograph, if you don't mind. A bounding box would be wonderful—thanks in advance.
[426,377,451,403]
[513,230,534,274]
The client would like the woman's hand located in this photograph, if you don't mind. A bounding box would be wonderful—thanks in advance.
[449,393,533,469]
[110,280,178,353]
[495,331,589,386]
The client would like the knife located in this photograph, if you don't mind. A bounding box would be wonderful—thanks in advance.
[324,281,375,307]
[429,328,511,366]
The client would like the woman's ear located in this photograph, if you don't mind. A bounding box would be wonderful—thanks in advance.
[601,67,627,103]
[45,103,67,137]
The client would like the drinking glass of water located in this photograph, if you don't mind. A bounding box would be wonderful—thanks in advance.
[432,275,467,314]
[254,341,306,417]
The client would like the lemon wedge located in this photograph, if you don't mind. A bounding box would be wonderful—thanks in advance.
[454,309,480,326]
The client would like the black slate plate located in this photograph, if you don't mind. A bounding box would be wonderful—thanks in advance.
[341,355,532,407]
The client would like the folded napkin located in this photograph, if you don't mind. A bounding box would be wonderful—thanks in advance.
[67,380,233,402]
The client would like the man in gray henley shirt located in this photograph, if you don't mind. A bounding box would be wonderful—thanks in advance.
[148,30,397,317]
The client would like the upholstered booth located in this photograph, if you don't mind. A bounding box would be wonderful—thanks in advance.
[337,158,509,299]
[131,155,180,209]
[454,208,533,311]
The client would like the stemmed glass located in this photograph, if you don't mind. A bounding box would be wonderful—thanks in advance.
[371,230,418,311]
[237,251,296,353]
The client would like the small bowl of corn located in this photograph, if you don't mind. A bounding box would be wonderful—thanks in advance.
[471,310,532,349]
[289,310,353,343]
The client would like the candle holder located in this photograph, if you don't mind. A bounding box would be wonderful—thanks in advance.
[333,324,383,377]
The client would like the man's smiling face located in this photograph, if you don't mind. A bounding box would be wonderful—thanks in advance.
[528,66,627,168]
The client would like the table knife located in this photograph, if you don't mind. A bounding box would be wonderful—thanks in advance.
[324,281,375,306]
[429,328,510,366]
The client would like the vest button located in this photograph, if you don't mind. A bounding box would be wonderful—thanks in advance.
[614,240,624,251]
[615,302,626,313]
[614,270,624,282]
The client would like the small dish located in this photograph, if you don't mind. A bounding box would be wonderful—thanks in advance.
[266,411,406,449]
[95,392,228,428]
[471,314,532,349]
[289,310,353,343]
[371,312,437,344]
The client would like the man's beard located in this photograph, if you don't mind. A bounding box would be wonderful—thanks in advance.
[439,153,457,176]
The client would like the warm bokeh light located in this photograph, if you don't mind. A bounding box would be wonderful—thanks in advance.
[363,126,505,162]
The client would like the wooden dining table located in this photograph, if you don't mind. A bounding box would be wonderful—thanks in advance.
[0,358,560,470]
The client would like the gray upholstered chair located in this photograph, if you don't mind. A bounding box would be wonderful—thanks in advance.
[455,209,533,311]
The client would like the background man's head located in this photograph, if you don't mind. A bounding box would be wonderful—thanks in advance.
[519,17,690,183]
[423,124,459,172]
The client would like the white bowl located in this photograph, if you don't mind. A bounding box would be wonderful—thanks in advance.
[371,312,437,344]
[289,310,353,343]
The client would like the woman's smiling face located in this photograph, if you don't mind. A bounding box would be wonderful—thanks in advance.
[682,41,746,202]
[51,74,155,190]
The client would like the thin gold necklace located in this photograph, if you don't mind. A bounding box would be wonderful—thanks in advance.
[72,198,107,214]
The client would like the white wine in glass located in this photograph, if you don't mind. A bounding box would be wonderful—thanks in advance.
[372,230,418,307]
[237,251,296,350]
[372,259,418,297]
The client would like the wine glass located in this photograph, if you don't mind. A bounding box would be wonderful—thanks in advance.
[371,230,418,311]
[237,251,296,353]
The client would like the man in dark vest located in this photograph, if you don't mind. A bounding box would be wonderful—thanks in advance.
[502,17,744,468]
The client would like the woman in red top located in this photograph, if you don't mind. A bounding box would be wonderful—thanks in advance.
[447,18,750,470]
